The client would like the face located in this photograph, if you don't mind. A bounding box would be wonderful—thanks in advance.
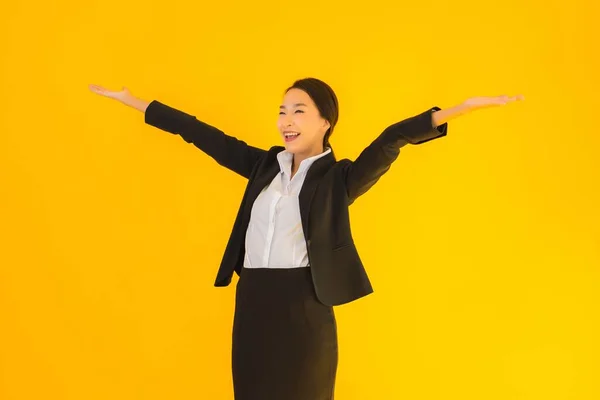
[278,88,330,155]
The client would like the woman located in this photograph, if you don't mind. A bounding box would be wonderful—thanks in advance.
[89,78,523,399]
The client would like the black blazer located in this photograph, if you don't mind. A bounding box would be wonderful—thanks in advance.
[144,100,448,306]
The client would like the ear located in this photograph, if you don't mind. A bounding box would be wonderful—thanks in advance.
[322,119,331,131]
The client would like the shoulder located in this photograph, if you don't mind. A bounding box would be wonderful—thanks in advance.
[268,145,285,152]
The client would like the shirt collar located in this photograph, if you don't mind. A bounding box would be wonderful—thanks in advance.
[277,147,332,179]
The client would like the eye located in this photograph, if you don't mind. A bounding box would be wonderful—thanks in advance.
[279,110,304,115]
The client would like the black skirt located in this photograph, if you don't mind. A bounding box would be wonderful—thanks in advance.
[232,266,338,400]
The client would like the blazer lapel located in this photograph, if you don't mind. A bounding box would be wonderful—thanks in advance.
[243,158,281,217]
[298,151,336,239]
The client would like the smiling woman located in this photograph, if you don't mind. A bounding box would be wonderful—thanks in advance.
[88,77,523,400]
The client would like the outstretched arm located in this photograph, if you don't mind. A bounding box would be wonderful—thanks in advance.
[144,100,266,179]
[88,85,266,179]
[343,94,525,205]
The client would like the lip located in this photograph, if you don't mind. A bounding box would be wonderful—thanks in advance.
[283,132,301,143]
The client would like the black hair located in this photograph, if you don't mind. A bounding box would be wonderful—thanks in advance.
[285,77,339,160]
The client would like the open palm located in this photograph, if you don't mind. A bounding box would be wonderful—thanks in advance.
[464,94,525,110]
[88,84,132,102]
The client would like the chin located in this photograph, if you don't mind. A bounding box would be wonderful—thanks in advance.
[284,144,305,154]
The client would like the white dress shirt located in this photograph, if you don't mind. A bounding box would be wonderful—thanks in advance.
[243,147,332,269]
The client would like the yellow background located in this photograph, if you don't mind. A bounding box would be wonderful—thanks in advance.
[1,0,599,399]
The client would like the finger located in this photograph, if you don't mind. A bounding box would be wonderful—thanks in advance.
[508,94,524,102]
[90,87,113,97]
[89,85,107,94]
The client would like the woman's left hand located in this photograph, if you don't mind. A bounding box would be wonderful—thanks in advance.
[463,94,525,110]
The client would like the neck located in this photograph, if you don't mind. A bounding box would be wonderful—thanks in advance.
[291,145,326,176]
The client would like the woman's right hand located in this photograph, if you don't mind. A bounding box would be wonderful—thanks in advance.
[88,84,150,112]
[88,84,133,103]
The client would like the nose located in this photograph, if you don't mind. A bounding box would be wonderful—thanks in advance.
[283,115,294,127]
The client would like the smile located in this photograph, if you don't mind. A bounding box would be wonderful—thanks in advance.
[284,132,300,142]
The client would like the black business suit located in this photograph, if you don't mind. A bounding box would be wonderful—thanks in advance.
[144,99,448,399]
[144,100,448,304]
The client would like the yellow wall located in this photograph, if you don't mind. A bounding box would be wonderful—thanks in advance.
[1,0,599,399]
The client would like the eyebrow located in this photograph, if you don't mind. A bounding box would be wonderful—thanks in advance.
[279,103,308,109]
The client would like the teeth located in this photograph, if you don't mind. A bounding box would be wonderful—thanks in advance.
[285,133,300,138]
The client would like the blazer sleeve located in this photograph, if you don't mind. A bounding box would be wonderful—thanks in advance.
[342,106,448,204]
[144,100,267,179]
